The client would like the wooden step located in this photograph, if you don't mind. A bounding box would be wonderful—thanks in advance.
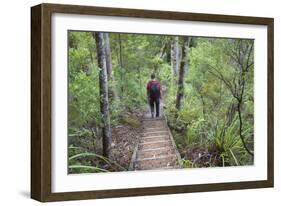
[143,128,167,132]
[141,134,169,139]
[141,146,171,152]
[135,155,178,170]
[139,140,171,150]
[137,147,174,159]
[140,135,170,143]
[142,121,165,124]
[142,131,169,137]
[137,154,174,161]
[144,127,165,130]
[142,122,166,127]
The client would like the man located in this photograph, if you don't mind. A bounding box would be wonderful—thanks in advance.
[146,74,161,118]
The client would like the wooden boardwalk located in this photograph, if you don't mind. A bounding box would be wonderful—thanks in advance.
[130,106,181,171]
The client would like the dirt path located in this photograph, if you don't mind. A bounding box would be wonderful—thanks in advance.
[130,101,181,170]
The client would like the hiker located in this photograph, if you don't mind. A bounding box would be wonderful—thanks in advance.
[146,74,161,118]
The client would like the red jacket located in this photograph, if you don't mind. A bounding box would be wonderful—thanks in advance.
[147,80,161,100]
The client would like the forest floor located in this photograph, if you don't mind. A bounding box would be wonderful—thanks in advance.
[178,144,222,167]
[109,109,144,170]
[170,126,222,168]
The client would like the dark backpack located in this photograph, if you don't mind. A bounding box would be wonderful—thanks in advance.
[149,81,160,99]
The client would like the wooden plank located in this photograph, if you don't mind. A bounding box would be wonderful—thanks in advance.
[137,155,176,162]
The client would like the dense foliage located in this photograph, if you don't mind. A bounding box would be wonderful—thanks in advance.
[68,31,254,173]
[165,38,254,167]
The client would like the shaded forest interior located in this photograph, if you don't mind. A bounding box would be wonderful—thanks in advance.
[68,31,254,173]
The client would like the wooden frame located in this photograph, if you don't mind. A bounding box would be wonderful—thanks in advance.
[31,3,274,202]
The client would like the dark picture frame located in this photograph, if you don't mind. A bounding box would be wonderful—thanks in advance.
[31,3,274,202]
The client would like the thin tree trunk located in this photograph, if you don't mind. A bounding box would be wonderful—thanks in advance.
[158,37,167,59]
[176,36,190,110]
[237,100,254,156]
[236,77,254,157]
[200,94,206,118]
[104,33,118,100]
[104,33,113,77]
[171,37,180,77]
[137,66,142,91]
[118,34,124,96]
[93,32,112,158]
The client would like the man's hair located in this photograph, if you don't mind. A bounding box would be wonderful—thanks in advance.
[151,74,155,79]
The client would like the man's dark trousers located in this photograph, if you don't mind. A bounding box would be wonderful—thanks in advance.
[150,98,160,117]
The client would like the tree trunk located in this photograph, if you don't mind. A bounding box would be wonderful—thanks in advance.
[104,33,118,100]
[237,99,254,156]
[93,32,112,158]
[118,34,124,97]
[104,33,113,78]
[158,37,168,59]
[171,37,180,76]
[176,36,190,110]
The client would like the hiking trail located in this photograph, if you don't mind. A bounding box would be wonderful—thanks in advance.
[130,101,181,170]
